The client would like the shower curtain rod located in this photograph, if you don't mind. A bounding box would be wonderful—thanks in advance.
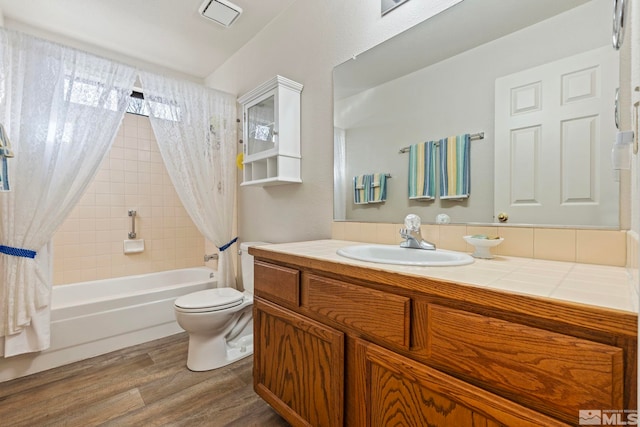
[398,132,484,154]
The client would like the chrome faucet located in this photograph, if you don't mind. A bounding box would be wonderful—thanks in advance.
[204,253,219,262]
[399,214,436,250]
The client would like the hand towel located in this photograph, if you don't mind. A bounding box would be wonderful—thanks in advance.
[408,141,436,200]
[439,133,470,199]
[369,173,387,203]
[353,174,368,204]
[354,173,388,204]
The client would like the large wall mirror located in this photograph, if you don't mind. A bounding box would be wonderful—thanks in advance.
[333,0,621,228]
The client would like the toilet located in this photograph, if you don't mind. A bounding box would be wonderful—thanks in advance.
[174,241,269,371]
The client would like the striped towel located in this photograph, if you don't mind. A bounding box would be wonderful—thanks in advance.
[369,173,387,203]
[354,173,388,204]
[353,174,368,204]
[439,134,470,199]
[408,141,436,200]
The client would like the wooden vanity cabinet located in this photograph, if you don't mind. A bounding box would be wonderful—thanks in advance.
[251,257,637,427]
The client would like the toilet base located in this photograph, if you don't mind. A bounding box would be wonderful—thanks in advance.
[186,333,254,372]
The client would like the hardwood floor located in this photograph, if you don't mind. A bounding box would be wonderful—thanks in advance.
[0,333,290,427]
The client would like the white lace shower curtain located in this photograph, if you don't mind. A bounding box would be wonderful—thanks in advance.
[0,29,137,356]
[139,72,238,288]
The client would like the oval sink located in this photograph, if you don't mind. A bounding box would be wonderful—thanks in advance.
[336,244,474,267]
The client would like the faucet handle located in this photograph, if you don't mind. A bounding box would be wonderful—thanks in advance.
[404,214,422,232]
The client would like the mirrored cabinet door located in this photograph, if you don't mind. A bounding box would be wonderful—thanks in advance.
[245,91,276,158]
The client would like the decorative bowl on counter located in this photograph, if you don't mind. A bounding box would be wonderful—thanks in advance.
[463,235,504,259]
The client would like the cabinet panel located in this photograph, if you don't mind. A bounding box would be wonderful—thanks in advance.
[427,304,624,423]
[254,260,300,307]
[254,298,344,427]
[306,273,410,349]
[354,339,570,427]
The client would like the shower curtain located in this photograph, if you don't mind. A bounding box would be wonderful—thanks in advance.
[0,29,137,356]
[334,127,347,220]
[139,72,238,289]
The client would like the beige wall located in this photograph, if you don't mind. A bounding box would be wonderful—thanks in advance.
[52,114,205,285]
[206,0,462,245]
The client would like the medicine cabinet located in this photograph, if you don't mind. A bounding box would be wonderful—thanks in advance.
[238,75,303,186]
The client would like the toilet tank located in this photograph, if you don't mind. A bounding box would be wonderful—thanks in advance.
[240,241,270,294]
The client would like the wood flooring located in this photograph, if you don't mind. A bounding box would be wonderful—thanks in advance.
[0,333,290,427]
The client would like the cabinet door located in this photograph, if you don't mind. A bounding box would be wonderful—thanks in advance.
[353,339,570,427]
[244,90,277,159]
[254,298,344,427]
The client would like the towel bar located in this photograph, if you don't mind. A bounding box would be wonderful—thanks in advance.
[398,132,484,154]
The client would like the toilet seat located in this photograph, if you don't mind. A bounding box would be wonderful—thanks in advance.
[174,288,244,313]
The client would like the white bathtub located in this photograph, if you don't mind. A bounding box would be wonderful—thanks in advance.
[1,267,216,382]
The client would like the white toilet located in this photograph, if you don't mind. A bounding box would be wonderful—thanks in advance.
[174,241,268,371]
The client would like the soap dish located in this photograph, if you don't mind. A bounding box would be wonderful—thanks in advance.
[463,235,504,259]
[123,239,145,254]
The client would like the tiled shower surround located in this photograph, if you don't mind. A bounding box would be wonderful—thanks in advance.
[52,114,204,285]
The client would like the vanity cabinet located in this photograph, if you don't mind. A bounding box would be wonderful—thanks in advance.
[251,252,637,427]
[238,75,303,186]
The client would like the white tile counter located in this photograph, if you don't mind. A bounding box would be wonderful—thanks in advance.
[255,239,639,314]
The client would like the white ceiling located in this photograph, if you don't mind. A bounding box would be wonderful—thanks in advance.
[0,0,296,79]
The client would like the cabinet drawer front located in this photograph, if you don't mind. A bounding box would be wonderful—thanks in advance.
[427,304,624,422]
[306,274,410,349]
[254,260,300,307]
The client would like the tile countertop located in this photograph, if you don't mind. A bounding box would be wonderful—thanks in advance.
[253,239,639,314]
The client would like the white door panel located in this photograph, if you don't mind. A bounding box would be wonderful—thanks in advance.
[495,46,619,226]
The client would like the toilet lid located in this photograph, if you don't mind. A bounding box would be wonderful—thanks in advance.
[175,288,244,312]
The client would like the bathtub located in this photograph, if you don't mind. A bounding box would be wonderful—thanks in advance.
[1,267,216,382]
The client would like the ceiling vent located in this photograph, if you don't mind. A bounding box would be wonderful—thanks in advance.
[199,0,243,27]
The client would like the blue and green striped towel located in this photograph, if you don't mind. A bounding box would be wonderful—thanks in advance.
[354,173,388,204]
[353,174,367,204]
[408,141,436,200]
[439,134,470,199]
[369,173,387,203]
